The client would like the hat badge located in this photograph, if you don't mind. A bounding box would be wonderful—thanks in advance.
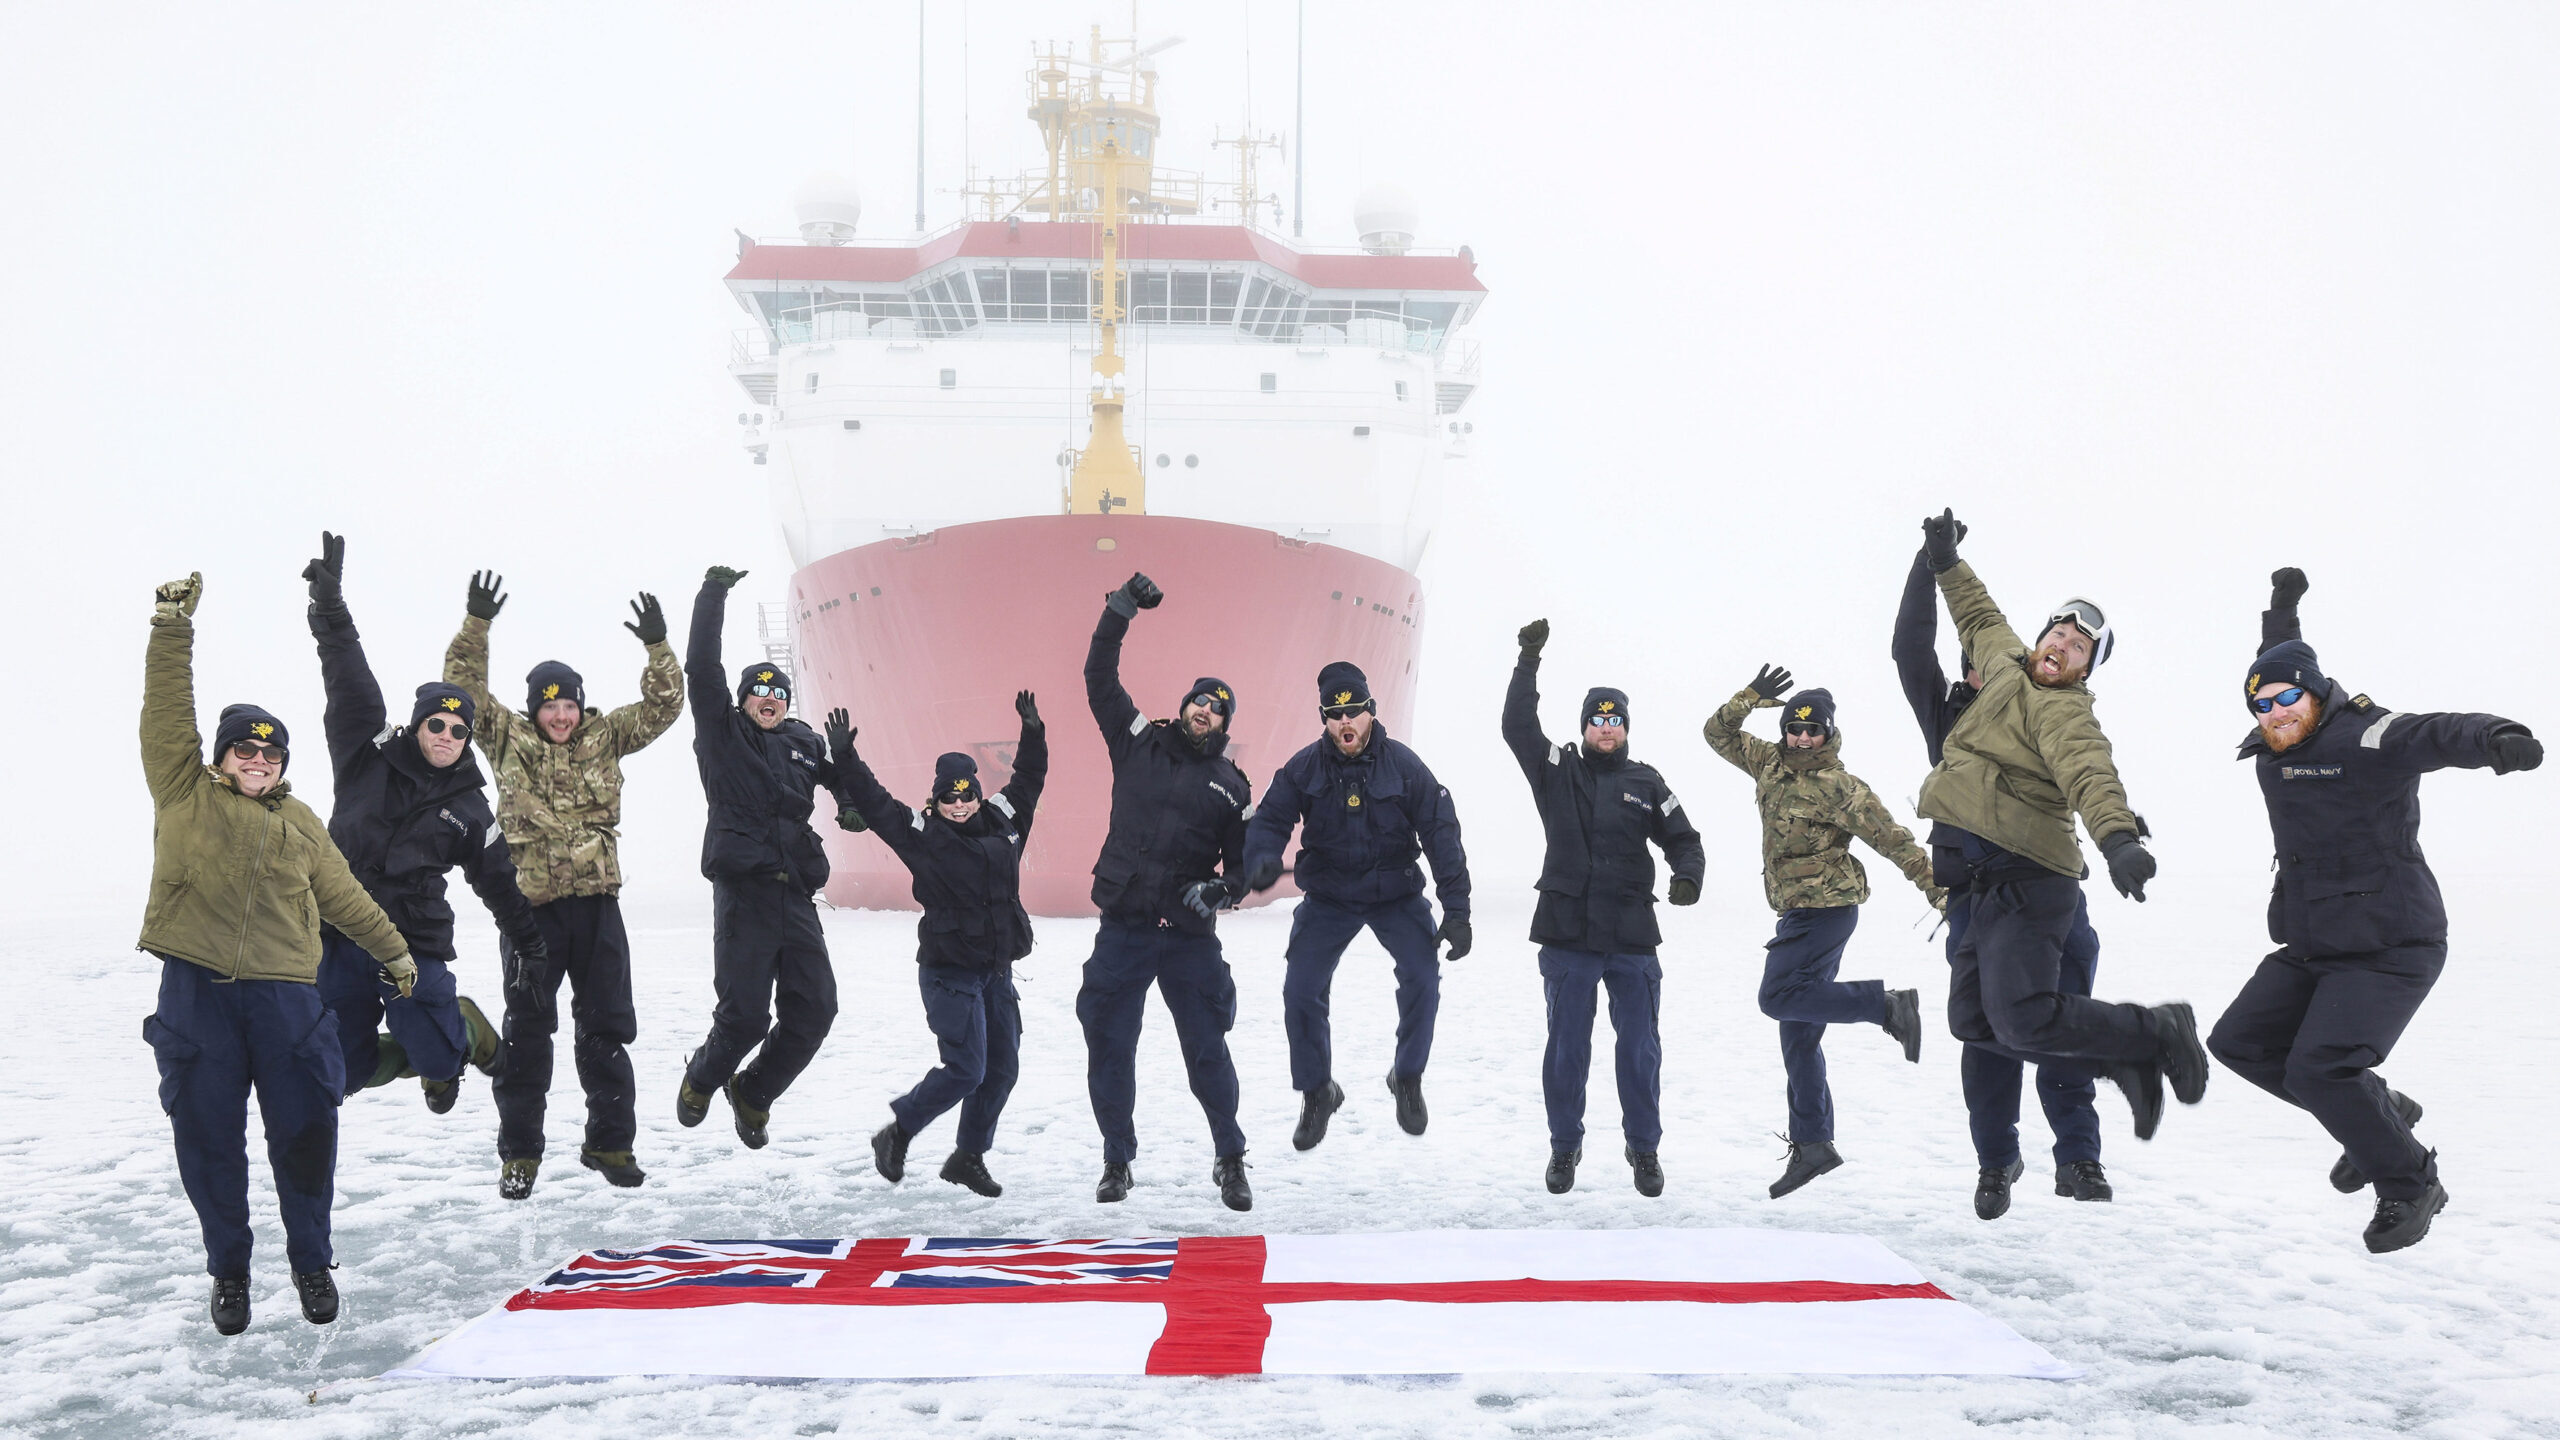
[1597,700,1616,713]
[2247,672,2261,696]
[757,670,774,682]
[543,683,560,700]
[954,779,970,792]
[1216,688,1230,701]
[1333,690,1353,706]
[1795,705,1813,720]
[250,721,274,740]
[442,696,463,711]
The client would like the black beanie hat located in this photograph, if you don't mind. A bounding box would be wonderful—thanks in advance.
[1582,687,1630,728]
[1782,688,1837,735]
[2246,641,2330,713]
[411,683,475,729]
[932,752,982,804]
[526,660,585,714]
[737,662,792,703]
[1184,677,1236,719]
[211,704,291,772]
[1317,660,1373,714]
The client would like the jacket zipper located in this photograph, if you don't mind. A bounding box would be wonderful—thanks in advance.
[231,804,276,979]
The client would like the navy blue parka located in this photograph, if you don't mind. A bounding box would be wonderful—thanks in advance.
[1243,721,1471,920]
[1084,605,1252,933]
[835,717,1049,971]
[687,580,837,892]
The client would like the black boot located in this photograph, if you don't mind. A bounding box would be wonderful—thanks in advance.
[724,1077,769,1150]
[1096,1161,1133,1203]
[499,1157,539,1200]
[1544,1148,1581,1194]
[2055,1159,2113,1202]
[580,1147,646,1188]
[421,1076,460,1114]
[294,1268,339,1325]
[676,1077,710,1128]
[1626,1146,1664,1198]
[2364,1178,2450,1254]
[1769,1140,1844,1198]
[1292,1081,1344,1151]
[1881,988,1923,1064]
[872,1119,911,1182]
[2332,1092,2423,1194]
[210,1276,250,1336]
[2150,1002,2209,1105]
[941,1149,1002,1198]
[1213,1154,1253,1212]
[1386,1071,1429,1135]
[1975,1158,2025,1220]
[2104,1059,2164,1140]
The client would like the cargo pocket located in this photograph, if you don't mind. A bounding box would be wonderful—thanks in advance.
[295,1007,348,1108]
[141,1014,198,1117]
[2298,867,2390,955]
[1206,962,1239,1034]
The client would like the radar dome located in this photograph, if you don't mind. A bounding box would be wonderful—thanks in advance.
[1354,184,1419,255]
[795,173,863,245]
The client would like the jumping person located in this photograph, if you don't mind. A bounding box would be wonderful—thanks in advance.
[1912,510,2209,1139]
[842,693,1049,1198]
[302,533,540,1115]
[2209,568,2540,1253]
[1502,619,1706,1197]
[1893,540,2109,1219]
[674,565,842,1150]
[1704,669,1944,1199]
[444,570,683,1199]
[1244,661,1472,1149]
[1077,572,1258,1210]
[139,571,413,1334]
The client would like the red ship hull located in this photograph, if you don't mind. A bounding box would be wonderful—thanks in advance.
[789,514,1426,915]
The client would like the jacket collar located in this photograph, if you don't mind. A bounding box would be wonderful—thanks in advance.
[1778,728,1845,774]
[207,766,293,804]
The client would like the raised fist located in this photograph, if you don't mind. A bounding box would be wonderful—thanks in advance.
[154,572,204,618]
[705,565,749,590]
[1517,618,1550,657]
[2270,568,2309,611]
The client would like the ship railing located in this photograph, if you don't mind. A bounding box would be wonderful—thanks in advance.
[734,221,1469,257]
[734,311,1458,358]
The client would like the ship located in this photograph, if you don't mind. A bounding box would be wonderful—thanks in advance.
[721,29,1485,915]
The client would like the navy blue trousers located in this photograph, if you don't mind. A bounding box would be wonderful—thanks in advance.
[318,930,466,1093]
[1281,893,1442,1092]
[1537,946,1663,1153]
[1076,919,1246,1164]
[891,962,1024,1155]
[684,879,838,1111]
[1757,906,1889,1145]
[1945,891,2102,1167]
[143,956,344,1279]
[493,894,640,1161]
[1947,873,2155,1065]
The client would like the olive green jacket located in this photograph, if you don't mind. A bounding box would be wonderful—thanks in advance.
[443,613,683,906]
[136,610,409,983]
[1704,690,1943,913]
[1914,561,2139,877]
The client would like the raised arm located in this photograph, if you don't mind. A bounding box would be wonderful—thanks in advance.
[304,531,387,766]
[443,572,537,768]
[2262,567,2307,652]
[2365,709,2540,776]
[1087,573,1161,756]
[142,575,207,808]
[687,568,754,770]
[821,712,917,847]
[1893,547,1953,753]
[602,591,685,757]
[1501,619,1554,777]
[1833,775,1944,906]
[1704,667,1789,774]
[1937,561,2027,671]
[999,691,1050,840]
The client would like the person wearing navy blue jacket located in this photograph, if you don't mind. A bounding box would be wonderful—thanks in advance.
[1077,572,1258,1212]
[1243,660,1472,1150]
[674,565,842,1151]
[302,532,539,1115]
[1892,544,2108,1220]
[2209,568,2541,1255]
[840,692,1049,1199]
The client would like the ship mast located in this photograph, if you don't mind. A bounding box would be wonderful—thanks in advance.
[1065,113,1143,515]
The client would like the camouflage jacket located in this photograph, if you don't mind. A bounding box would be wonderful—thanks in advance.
[443,614,684,905]
[1703,688,1944,914]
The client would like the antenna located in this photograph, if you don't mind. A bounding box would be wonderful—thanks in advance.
[1293,0,1304,238]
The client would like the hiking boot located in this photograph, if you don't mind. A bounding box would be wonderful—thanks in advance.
[1769,1140,1844,1198]
[1387,1071,1429,1135]
[2332,1092,2423,1194]
[457,996,504,1078]
[210,1276,250,1336]
[421,1076,459,1114]
[724,1078,769,1150]
[871,1120,911,1182]
[1881,987,1923,1063]
[2150,1002,2209,1105]
[293,1268,339,1325]
[1544,1147,1581,1195]
[580,1148,645,1188]
[2105,1059,2165,1140]
[941,1149,1003,1198]
[1292,1081,1344,1151]
[1627,1146,1664,1198]
[1096,1161,1134,1204]
[676,1077,710,1127]
[1213,1154,1254,1212]
[499,1157,539,1200]
[2365,1179,2450,1254]
[1975,1158,2025,1220]
[2056,1159,2113,1202]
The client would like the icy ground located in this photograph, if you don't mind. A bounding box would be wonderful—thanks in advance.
[5,873,2557,1440]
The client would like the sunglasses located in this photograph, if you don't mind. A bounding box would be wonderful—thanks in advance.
[1784,722,1826,737]
[2251,686,2309,714]
[1321,703,1372,721]
[227,740,287,764]
[1187,695,1227,714]
[747,684,791,701]
[422,716,471,739]
[1586,714,1625,728]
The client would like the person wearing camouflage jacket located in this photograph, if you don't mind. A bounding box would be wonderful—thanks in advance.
[1705,671,1942,1198]
[444,570,683,1199]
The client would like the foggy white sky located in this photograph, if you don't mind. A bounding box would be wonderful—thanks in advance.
[3,3,2554,923]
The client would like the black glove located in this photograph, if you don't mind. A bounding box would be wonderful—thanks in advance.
[467,569,507,621]
[2490,727,2542,774]
[1106,572,1163,618]
[705,565,749,590]
[1016,689,1043,731]
[1243,856,1284,893]
[1667,876,1700,907]
[824,707,855,763]
[303,531,345,609]
[1517,618,1549,658]
[1922,508,1963,573]
[2099,830,2156,902]
[625,591,666,645]
[1181,878,1234,920]
[835,803,869,834]
[1437,913,1473,961]
[506,934,552,1005]
[1747,664,1793,702]
[2269,567,2309,611]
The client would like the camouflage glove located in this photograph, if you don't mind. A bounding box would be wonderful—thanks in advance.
[467,570,507,621]
[378,954,418,999]
[625,592,666,645]
[1922,508,1963,573]
[1517,618,1549,659]
[1927,885,1950,913]
[2490,727,2542,775]
[303,531,345,610]
[1437,913,1473,961]
[705,565,749,590]
[1105,572,1163,618]
[1667,876,1700,906]
[2098,830,2155,902]
[1180,878,1235,920]
[1015,689,1043,731]
[823,707,855,763]
[1747,664,1793,704]
[153,571,204,619]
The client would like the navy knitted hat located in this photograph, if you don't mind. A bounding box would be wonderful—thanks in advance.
[1317,660,1373,714]
[2245,640,2330,713]
[526,660,585,714]
[932,752,982,804]
[410,682,475,729]
[1185,677,1236,719]
[737,662,792,703]
[211,704,291,772]
[1582,687,1630,729]
[1783,688,1837,735]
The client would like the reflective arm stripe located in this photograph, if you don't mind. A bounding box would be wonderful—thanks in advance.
[989,794,1017,819]
[1129,714,1150,737]
[2361,712,2401,749]
[1660,794,1682,816]
[1240,804,1257,822]
[1547,744,1564,766]
[484,821,504,848]
[909,812,926,832]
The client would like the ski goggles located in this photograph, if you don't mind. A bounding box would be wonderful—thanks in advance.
[746,683,791,701]
[2046,598,2107,642]
[421,715,471,739]
[2251,686,2310,713]
[227,740,287,763]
